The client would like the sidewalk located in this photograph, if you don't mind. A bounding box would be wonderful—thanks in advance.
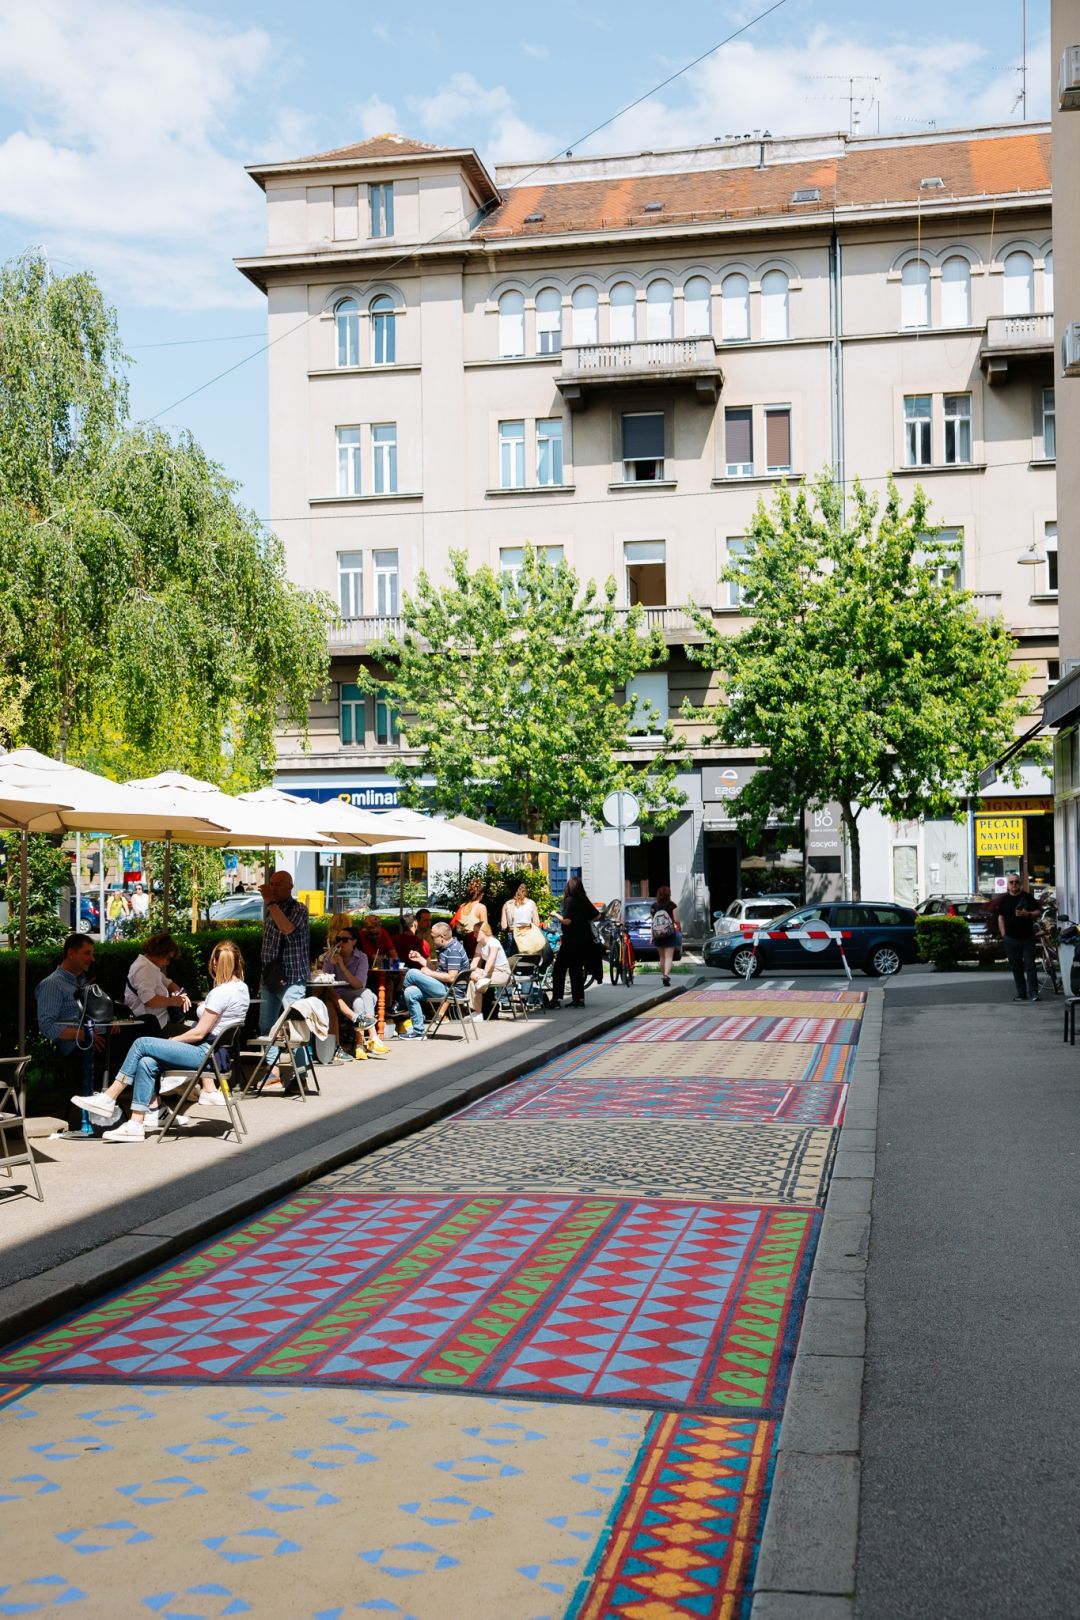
[857,969,1080,1618]
[0,978,675,1344]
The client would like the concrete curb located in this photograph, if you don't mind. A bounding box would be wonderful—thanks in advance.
[0,984,681,1352]
[751,984,884,1620]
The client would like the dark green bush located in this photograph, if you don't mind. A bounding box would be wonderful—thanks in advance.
[915,913,971,971]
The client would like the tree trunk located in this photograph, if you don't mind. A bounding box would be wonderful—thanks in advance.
[841,803,861,900]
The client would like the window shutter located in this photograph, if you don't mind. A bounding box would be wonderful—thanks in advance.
[766,409,790,469]
[622,414,664,458]
[725,408,752,467]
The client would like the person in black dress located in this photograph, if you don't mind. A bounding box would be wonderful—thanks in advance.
[551,875,599,1008]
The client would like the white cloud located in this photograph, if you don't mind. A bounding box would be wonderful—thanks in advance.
[407,71,555,162]
[521,42,549,59]
[354,94,400,139]
[582,25,1051,153]
[0,0,273,309]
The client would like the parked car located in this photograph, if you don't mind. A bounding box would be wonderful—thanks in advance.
[208,893,266,924]
[713,895,801,938]
[917,894,1002,962]
[703,901,917,978]
[69,895,100,934]
[622,898,683,962]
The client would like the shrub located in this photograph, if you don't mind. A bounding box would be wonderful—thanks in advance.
[915,913,971,971]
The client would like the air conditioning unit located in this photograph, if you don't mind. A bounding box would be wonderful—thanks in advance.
[1060,44,1080,109]
[1064,322,1080,377]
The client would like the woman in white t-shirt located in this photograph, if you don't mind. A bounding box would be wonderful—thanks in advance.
[78,941,251,1143]
[468,923,512,1017]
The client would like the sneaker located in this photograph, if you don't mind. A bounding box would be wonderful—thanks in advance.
[365,1034,390,1056]
[351,1044,369,1061]
[73,1091,120,1121]
[142,1109,161,1134]
[331,1048,348,1065]
[196,1089,228,1107]
[398,1029,425,1040]
[1031,993,1041,1003]
[1013,994,1029,1001]
[475,976,491,992]
[662,976,671,987]
[103,1117,145,1143]
[159,1073,196,1095]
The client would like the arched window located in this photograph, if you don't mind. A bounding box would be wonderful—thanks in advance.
[900,260,930,329]
[498,289,525,357]
[760,269,789,340]
[683,276,712,338]
[646,279,674,340]
[535,287,562,354]
[570,285,598,345]
[721,273,749,342]
[609,281,636,342]
[1044,249,1054,312]
[940,257,971,326]
[370,294,396,366]
[1003,251,1034,316]
[335,297,360,367]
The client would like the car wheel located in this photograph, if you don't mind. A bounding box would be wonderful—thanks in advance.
[865,944,902,977]
[730,946,762,979]
[77,918,92,934]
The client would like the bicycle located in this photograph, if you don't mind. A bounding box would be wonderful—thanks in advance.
[608,920,636,987]
[1036,895,1062,995]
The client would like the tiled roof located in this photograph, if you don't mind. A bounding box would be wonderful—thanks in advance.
[478,131,1051,238]
[291,133,452,163]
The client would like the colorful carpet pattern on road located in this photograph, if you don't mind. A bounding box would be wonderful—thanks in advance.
[0,982,863,1619]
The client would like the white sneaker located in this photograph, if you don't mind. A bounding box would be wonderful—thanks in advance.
[73,1091,119,1121]
[196,1089,227,1107]
[103,1117,145,1143]
[142,1110,161,1134]
[159,1073,194,1095]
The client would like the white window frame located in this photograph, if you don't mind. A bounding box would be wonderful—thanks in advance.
[536,417,564,486]
[624,539,667,608]
[1003,251,1034,316]
[610,281,636,343]
[621,411,665,483]
[724,406,754,477]
[625,672,669,737]
[337,550,364,617]
[1042,387,1056,459]
[940,256,971,326]
[335,297,360,367]
[336,426,362,496]
[499,545,565,593]
[499,419,526,489]
[372,422,398,494]
[904,396,932,467]
[721,273,749,342]
[371,295,396,365]
[725,537,749,607]
[1044,249,1054,313]
[943,393,972,465]
[373,549,399,615]
[645,279,674,341]
[764,405,792,473]
[535,287,562,355]
[339,682,365,747]
[919,527,964,589]
[498,291,525,358]
[374,689,400,747]
[683,276,712,338]
[570,285,599,345]
[760,269,789,341]
[369,182,394,238]
[900,260,930,330]
[1045,521,1058,596]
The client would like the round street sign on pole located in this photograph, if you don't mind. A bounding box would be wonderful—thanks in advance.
[603,790,640,830]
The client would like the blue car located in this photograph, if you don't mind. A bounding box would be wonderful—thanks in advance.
[69,895,100,934]
[623,898,683,962]
[703,901,916,978]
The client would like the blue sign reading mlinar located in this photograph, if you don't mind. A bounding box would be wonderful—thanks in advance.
[284,784,401,810]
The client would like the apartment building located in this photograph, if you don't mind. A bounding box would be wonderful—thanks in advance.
[237,123,1058,932]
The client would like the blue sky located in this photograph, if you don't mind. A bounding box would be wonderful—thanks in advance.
[0,0,1051,517]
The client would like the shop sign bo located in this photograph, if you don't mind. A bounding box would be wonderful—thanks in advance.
[975,816,1025,858]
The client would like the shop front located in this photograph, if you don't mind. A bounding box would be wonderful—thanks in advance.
[974,794,1055,894]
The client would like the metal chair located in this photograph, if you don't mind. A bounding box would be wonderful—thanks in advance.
[421,975,477,1041]
[491,962,535,1021]
[0,1057,44,1202]
[156,1022,247,1142]
[238,1005,320,1099]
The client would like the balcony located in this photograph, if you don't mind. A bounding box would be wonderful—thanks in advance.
[980,313,1054,383]
[329,615,403,652]
[557,337,723,410]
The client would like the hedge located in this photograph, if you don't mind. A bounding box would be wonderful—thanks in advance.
[914,913,972,971]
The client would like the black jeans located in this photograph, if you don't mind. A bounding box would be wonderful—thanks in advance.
[552,944,585,1005]
[1004,937,1038,997]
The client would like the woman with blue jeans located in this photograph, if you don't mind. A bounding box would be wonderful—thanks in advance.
[76,942,250,1143]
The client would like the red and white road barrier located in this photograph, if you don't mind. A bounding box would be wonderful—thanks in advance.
[745,927,853,983]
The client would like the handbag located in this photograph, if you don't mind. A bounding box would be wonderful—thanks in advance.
[513,923,547,955]
[80,982,115,1024]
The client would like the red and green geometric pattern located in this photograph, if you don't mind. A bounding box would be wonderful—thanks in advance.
[464,1075,848,1126]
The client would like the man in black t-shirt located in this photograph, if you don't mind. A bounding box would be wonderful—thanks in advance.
[998,875,1042,1001]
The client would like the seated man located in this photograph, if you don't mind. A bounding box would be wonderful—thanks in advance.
[400,922,469,1039]
[35,935,117,1125]
[414,909,437,957]
[358,913,397,966]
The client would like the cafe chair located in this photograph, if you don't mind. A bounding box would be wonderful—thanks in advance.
[157,1022,248,1143]
[0,1056,44,1202]
[422,974,477,1041]
[238,1005,321,1100]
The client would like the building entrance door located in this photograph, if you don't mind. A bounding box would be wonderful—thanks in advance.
[706,837,740,921]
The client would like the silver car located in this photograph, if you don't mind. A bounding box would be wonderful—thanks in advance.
[712,895,801,939]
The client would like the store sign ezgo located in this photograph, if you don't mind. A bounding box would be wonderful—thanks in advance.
[975,816,1025,857]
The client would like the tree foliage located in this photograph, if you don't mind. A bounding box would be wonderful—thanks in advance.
[688,476,1030,898]
[365,546,685,836]
[0,252,333,783]
[2,834,70,949]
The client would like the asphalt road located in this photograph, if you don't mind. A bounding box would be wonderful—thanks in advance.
[857,968,1080,1618]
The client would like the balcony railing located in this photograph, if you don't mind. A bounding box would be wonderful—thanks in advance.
[558,337,723,408]
[329,615,403,649]
[981,313,1054,382]
[971,591,1004,619]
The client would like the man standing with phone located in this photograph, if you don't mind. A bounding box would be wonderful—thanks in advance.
[998,873,1043,1002]
[258,869,310,1034]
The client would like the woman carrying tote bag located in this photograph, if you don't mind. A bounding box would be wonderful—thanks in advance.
[501,883,546,957]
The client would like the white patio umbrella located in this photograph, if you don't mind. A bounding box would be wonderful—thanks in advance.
[240,788,421,850]
[0,749,232,1060]
[447,816,559,858]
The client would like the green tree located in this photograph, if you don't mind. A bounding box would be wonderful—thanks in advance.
[688,476,1030,898]
[2,834,69,949]
[365,546,684,836]
[0,252,333,782]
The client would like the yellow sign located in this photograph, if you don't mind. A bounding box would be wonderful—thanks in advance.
[975,816,1025,857]
[980,797,1053,815]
